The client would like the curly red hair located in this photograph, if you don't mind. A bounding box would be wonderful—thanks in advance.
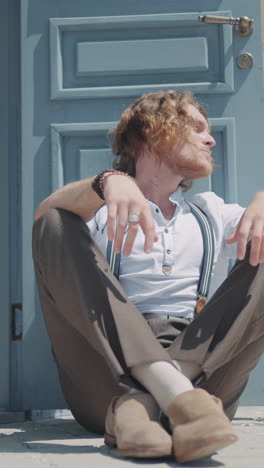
[111,90,208,191]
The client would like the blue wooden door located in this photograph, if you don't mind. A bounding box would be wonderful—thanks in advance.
[19,0,264,410]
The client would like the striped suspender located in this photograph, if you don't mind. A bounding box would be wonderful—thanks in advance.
[106,241,121,280]
[106,203,214,316]
[186,202,215,315]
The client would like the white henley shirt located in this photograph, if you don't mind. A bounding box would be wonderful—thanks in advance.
[87,189,245,319]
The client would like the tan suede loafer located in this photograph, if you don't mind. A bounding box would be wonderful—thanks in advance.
[104,392,173,458]
[167,388,238,463]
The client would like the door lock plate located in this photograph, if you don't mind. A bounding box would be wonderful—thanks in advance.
[237,53,254,70]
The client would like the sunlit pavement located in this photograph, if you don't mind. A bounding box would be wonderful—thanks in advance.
[0,407,263,468]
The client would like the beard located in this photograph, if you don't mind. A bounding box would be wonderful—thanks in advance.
[163,147,214,180]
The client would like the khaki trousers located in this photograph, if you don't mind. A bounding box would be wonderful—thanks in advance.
[32,209,264,434]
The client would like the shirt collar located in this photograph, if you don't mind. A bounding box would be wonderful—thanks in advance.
[148,186,186,222]
[169,186,185,208]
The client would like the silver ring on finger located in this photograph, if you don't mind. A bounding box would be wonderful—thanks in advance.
[128,213,141,224]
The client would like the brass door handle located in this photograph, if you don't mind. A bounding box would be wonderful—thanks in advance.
[198,15,253,37]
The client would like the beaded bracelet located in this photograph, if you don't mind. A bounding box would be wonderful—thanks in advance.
[91,169,131,200]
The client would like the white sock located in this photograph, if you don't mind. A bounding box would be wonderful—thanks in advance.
[131,361,193,415]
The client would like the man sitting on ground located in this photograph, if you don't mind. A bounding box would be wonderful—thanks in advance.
[33,90,264,463]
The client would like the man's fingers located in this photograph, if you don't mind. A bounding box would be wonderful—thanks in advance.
[107,203,117,240]
[226,227,238,244]
[104,173,157,255]
[249,221,264,266]
[113,205,129,253]
[258,231,264,263]
[143,224,157,253]
[235,219,252,260]
[122,204,142,255]
[228,215,264,265]
[123,205,157,255]
[107,200,156,255]
[122,223,140,256]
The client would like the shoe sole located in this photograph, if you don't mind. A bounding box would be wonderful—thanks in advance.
[104,432,173,458]
[176,433,238,463]
[104,432,117,447]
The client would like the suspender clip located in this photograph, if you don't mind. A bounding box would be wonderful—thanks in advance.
[195,296,207,315]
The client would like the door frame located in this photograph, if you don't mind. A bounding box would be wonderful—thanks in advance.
[0,0,11,410]
[0,0,22,412]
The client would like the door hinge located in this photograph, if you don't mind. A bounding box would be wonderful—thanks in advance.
[11,303,23,341]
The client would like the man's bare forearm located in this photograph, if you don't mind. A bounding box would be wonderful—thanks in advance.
[35,176,105,221]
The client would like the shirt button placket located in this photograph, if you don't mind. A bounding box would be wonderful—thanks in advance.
[162,227,173,274]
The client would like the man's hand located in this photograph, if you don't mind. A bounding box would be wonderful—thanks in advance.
[103,175,158,256]
[226,191,264,266]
